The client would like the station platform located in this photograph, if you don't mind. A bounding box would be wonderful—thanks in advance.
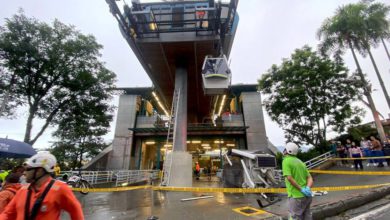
[61,162,390,220]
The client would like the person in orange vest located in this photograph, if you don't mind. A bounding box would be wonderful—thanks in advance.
[0,151,84,220]
[195,162,200,180]
[0,173,22,213]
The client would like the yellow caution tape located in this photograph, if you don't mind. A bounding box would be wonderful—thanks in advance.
[152,186,287,193]
[72,182,390,193]
[309,170,390,175]
[329,156,390,160]
[312,182,390,191]
[72,185,151,192]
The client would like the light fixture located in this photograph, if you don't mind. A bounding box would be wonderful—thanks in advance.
[203,146,211,150]
[218,95,226,116]
[226,144,235,147]
[152,91,169,116]
[145,141,155,145]
[192,140,201,144]
[201,144,210,147]
[214,140,224,144]
[149,22,157,31]
[164,144,172,147]
[187,140,191,144]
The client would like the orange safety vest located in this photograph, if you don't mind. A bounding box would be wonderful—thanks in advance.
[196,10,206,18]
[0,177,84,220]
[0,184,21,214]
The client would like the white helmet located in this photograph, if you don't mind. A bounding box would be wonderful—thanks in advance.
[25,151,57,173]
[285,143,299,155]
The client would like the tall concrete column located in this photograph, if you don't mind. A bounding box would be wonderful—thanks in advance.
[107,94,138,170]
[241,92,272,154]
[168,62,192,187]
[173,65,187,152]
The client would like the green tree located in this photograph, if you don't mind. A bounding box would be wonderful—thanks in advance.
[357,0,390,109]
[362,1,390,65]
[317,3,387,142]
[348,124,378,141]
[51,98,112,170]
[0,12,116,145]
[259,46,363,148]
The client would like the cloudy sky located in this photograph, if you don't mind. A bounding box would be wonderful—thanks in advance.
[0,0,389,149]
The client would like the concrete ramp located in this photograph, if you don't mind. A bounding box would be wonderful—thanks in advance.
[82,144,112,170]
[267,140,280,155]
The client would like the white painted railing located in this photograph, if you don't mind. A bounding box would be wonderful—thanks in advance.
[274,151,335,181]
[305,151,334,169]
[59,170,160,186]
[115,170,159,187]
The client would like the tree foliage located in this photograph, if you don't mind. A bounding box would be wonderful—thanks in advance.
[50,140,108,170]
[259,46,364,147]
[0,12,116,145]
[317,1,389,142]
[50,98,112,170]
[348,124,378,141]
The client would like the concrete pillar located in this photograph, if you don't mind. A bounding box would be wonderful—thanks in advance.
[167,63,192,187]
[107,95,137,170]
[173,65,187,152]
[241,92,271,154]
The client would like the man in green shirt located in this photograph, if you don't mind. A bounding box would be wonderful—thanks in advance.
[282,143,314,220]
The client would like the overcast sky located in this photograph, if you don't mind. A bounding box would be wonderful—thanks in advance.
[0,0,389,149]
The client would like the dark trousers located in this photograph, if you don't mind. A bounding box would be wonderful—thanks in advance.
[371,150,384,166]
[352,154,363,170]
[338,152,348,165]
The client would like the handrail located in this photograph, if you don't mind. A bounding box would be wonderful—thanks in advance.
[59,170,160,186]
[305,151,334,169]
[274,151,335,181]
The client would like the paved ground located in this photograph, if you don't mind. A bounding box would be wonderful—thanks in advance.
[61,162,390,220]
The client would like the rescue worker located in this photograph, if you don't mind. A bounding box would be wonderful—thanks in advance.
[282,143,313,220]
[0,151,84,220]
[0,173,21,213]
[0,171,9,187]
[195,162,200,180]
[53,163,61,178]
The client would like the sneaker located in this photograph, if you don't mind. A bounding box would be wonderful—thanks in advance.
[351,165,355,168]
[366,163,370,167]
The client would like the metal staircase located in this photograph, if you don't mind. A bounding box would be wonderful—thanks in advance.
[161,89,180,186]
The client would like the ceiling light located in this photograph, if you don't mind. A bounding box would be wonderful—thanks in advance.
[201,144,210,147]
[203,146,211,150]
[152,91,169,116]
[218,95,227,116]
[226,144,235,147]
[192,140,201,144]
[145,141,155,145]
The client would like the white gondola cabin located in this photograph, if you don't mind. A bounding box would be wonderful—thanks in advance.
[201,55,231,95]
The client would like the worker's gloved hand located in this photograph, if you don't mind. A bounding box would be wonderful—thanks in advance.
[300,186,312,197]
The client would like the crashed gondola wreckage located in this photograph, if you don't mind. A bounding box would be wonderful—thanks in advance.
[222,149,282,207]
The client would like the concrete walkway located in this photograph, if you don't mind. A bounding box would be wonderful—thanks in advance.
[61,163,390,220]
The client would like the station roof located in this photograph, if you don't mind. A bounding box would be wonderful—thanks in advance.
[107,0,240,123]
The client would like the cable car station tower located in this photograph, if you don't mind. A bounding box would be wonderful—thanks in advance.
[103,0,271,187]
